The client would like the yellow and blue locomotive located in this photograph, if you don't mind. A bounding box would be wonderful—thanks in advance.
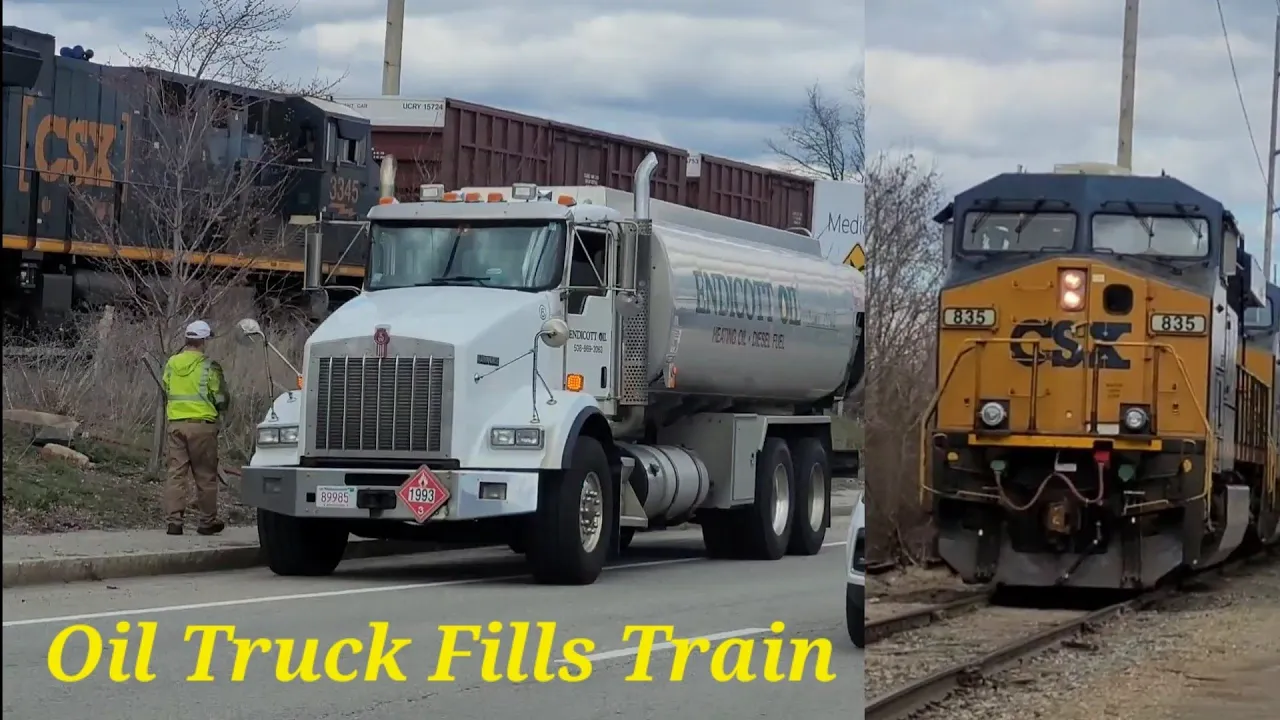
[922,163,1278,590]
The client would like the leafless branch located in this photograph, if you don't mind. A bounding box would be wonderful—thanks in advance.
[125,0,343,94]
[767,77,865,182]
[861,150,949,564]
[63,0,331,470]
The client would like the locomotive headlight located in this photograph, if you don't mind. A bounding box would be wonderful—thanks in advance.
[1059,270,1086,311]
[1061,290,1084,310]
[1123,407,1149,431]
[979,401,1007,427]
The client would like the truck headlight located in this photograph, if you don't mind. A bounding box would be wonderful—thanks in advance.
[257,425,299,445]
[490,426,543,448]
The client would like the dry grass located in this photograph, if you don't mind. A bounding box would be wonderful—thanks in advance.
[2,302,306,533]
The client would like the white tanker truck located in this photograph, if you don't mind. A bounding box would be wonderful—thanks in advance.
[238,153,865,585]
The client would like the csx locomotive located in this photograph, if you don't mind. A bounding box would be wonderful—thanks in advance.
[923,163,1278,590]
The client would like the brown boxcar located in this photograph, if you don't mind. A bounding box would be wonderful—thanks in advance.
[372,98,687,206]
[369,99,835,219]
[767,170,815,231]
[686,152,814,231]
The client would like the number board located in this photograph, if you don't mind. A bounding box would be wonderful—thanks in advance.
[942,307,997,328]
[1149,313,1207,335]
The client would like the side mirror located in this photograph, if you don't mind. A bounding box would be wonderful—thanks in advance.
[538,318,570,348]
[306,287,331,320]
[614,293,641,318]
[236,318,265,345]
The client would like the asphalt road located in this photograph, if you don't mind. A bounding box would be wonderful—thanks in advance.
[2,520,860,719]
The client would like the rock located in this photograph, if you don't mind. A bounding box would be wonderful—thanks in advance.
[3,409,80,445]
[38,443,92,469]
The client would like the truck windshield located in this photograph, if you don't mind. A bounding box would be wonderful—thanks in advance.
[367,221,565,291]
[961,212,1075,253]
[1091,214,1208,257]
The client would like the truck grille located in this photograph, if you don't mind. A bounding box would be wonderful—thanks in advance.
[312,356,450,453]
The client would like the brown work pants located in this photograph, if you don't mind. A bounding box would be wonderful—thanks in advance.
[164,421,220,525]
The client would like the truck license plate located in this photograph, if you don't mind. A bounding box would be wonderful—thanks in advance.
[315,486,357,509]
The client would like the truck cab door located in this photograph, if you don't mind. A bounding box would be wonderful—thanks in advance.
[564,226,617,410]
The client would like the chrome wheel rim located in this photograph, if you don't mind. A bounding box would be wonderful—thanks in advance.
[807,463,827,531]
[771,464,791,536]
[579,471,604,552]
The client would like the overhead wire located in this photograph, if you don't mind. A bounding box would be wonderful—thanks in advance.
[1215,0,1269,188]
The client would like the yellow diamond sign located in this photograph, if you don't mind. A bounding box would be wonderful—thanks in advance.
[843,243,866,271]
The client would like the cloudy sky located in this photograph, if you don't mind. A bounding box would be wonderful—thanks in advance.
[869,0,1277,267]
[4,0,863,171]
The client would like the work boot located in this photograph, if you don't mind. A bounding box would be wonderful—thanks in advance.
[196,520,225,536]
[166,523,183,536]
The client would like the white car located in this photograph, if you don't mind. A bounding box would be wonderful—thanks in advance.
[846,493,865,647]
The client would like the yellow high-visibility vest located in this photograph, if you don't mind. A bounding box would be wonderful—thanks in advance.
[162,350,227,422]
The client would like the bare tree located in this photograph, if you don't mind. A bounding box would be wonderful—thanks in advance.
[861,151,948,564]
[767,76,865,181]
[67,0,334,471]
[136,0,337,94]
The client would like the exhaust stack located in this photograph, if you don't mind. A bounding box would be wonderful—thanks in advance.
[633,152,658,221]
[378,154,398,201]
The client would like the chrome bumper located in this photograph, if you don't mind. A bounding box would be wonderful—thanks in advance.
[239,465,540,521]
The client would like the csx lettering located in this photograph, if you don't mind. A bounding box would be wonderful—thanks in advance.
[1009,320,1131,369]
[693,270,801,326]
[30,114,119,188]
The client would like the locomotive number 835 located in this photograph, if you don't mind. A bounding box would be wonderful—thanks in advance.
[922,163,1279,591]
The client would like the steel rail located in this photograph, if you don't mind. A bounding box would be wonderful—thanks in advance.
[865,592,990,645]
[865,553,1275,720]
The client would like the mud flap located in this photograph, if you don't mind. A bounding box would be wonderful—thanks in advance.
[1199,485,1250,567]
[619,459,648,530]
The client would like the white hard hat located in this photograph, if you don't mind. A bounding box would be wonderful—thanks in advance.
[184,320,212,339]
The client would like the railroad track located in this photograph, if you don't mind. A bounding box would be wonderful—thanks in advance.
[864,552,1277,720]
[865,592,990,645]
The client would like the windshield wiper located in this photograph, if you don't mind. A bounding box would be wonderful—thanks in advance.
[1172,202,1204,240]
[1123,200,1156,238]
[423,275,491,286]
[1012,198,1047,234]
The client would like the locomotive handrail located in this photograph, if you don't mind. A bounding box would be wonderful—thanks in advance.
[918,337,1215,514]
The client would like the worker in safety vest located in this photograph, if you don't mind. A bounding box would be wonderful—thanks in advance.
[161,320,227,536]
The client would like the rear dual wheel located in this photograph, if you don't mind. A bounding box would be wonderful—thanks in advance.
[700,435,830,559]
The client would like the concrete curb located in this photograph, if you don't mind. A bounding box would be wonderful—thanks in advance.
[1,537,442,589]
[3,502,857,589]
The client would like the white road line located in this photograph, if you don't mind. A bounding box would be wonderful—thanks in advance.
[2,540,845,629]
[557,627,770,664]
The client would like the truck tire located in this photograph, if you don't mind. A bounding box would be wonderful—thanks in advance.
[527,435,614,585]
[787,437,830,556]
[700,510,744,558]
[618,527,636,553]
[848,586,864,648]
[257,509,349,576]
[741,436,796,560]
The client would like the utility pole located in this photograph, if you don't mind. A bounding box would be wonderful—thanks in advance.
[1116,0,1140,169]
[1264,12,1279,280]
[382,0,405,96]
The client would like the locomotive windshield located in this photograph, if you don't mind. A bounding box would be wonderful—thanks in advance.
[367,221,566,292]
[961,212,1074,253]
[1091,214,1209,257]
